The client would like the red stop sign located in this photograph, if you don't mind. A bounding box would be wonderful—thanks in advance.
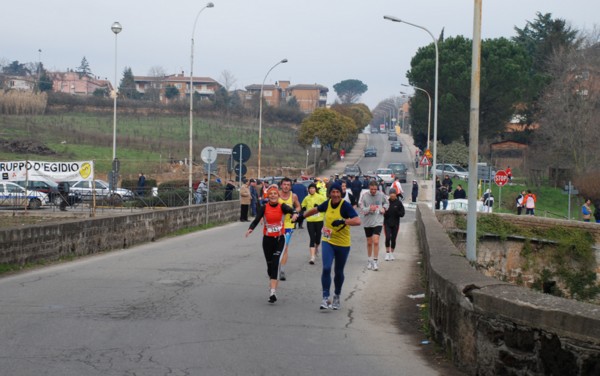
[494,170,508,187]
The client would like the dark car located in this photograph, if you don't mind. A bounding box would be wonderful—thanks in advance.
[390,142,402,152]
[387,162,408,183]
[16,179,82,206]
[343,164,362,177]
[363,146,377,157]
[388,132,398,141]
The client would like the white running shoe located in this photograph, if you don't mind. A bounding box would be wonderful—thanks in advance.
[332,295,341,310]
[384,253,390,261]
[367,260,373,270]
[389,253,395,261]
[320,297,332,310]
[309,256,315,265]
[372,260,379,271]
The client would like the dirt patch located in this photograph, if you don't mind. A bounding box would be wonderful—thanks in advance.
[0,139,56,155]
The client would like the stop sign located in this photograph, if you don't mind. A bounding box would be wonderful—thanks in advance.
[494,170,509,187]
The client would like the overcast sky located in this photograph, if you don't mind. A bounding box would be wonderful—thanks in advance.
[2,0,598,108]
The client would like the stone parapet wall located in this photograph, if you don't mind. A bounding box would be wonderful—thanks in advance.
[0,201,238,265]
[416,204,600,375]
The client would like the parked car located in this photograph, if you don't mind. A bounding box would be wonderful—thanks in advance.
[260,176,286,186]
[435,164,469,180]
[390,142,403,152]
[68,179,134,202]
[364,146,377,157]
[387,162,408,183]
[343,164,362,177]
[375,168,395,186]
[0,181,47,209]
[388,132,398,141]
[16,178,82,206]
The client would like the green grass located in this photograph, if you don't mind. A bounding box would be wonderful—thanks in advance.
[0,113,305,176]
[451,178,583,219]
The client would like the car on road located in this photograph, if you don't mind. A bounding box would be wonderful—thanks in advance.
[260,176,286,186]
[363,146,377,157]
[68,179,134,203]
[375,168,395,186]
[435,164,469,180]
[0,181,47,209]
[388,132,398,141]
[387,162,408,183]
[343,164,362,177]
[390,142,402,152]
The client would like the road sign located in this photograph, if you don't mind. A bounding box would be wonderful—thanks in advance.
[419,155,431,167]
[203,162,217,171]
[216,148,232,155]
[232,143,251,162]
[234,164,247,176]
[424,149,432,159]
[494,170,509,187]
[201,146,217,164]
[311,136,321,149]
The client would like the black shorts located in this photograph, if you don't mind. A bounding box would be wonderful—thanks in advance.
[364,226,382,237]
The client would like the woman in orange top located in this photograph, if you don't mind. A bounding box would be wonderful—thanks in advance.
[246,184,298,303]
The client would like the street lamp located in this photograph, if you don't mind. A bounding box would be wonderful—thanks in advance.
[402,83,432,175]
[111,22,122,162]
[384,15,439,212]
[188,2,214,205]
[257,58,288,179]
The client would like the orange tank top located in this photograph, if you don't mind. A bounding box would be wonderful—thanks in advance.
[263,203,285,237]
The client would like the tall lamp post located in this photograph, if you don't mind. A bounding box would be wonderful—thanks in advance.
[188,2,214,205]
[402,83,432,176]
[257,58,288,179]
[384,15,439,212]
[111,22,122,163]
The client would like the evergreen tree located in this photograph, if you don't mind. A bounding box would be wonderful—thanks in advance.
[77,56,92,78]
[119,67,141,99]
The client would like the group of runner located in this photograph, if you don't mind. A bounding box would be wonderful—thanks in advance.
[245,175,405,310]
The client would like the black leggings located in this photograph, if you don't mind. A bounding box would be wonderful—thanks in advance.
[306,221,323,247]
[384,224,399,249]
[263,235,286,280]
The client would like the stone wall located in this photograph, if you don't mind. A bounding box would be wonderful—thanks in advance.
[0,201,239,265]
[416,204,600,375]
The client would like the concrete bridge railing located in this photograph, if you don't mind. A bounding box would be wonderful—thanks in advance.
[416,204,600,375]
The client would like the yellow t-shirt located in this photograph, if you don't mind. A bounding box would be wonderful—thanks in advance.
[301,193,326,222]
[279,193,295,229]
[322,200,351,247]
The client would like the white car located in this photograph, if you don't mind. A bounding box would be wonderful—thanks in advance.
[435,164,469,180]
[68,180,134,202]
[375,168,395,186]
[0,181,48,209]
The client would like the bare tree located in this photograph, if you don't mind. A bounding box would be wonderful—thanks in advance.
[531,29,600,176]
[219,70,237,91]
[146,66,168,102]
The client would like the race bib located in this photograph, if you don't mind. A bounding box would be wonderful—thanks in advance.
[322,226,332,241]
[266,224,282,235]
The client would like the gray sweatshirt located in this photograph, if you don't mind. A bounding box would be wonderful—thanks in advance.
[359,190,389,227]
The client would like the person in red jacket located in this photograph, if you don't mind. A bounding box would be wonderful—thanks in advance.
[245,184,298,304]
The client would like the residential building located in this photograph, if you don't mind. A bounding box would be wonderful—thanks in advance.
[244,80,328,113]
[51,71,112,95]
[3,76,35,91]
[134,72,220,103]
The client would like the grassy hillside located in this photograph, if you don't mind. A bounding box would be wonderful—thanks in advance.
[0,112,306,179]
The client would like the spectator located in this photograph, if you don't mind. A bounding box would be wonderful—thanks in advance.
[516,190,526,215]
[340,149,345,161]
[195,178,207,204]
[411,180,419,203]
[482,189,494,213]
[239,179,251,222]
[137,173,146,196]
[249,179,259,217]
[225,180,236,201]
[524,190,536,215]
[441,174,453,191]
[506,166,513,183]
[453,184,466,199]
[594,200,600,223]
[582,199,592,222]
[440,186,449,210]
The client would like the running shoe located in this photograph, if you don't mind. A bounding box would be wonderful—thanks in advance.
[372,260,379,271]
[279,271,286,281]
[367,260,373,270]
[320,297,331,310]
[309,256,315,265]
[269,293,277,303]
[389,253,395,261]
[332,295,341,310]
[384,253,390,261]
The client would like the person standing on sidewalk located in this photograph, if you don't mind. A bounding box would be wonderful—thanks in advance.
[582,199,592,222]
[359,180,389,271]
[301,183,327,264]
[383,188,405,261]
[245,185,298,303]
[301,182,361,310]
[278,177,301,281]
[239,179,251,222]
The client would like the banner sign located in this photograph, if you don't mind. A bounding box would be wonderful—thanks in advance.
[0,160,94,182]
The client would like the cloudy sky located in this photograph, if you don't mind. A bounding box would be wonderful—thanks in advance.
[2,0,598,108]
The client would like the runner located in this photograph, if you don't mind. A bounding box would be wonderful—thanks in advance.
[301,182,361,310]
[245,184,298,303]
[383,188,405,261]
[278,177,301,281]
[301,183,327,264]
[359,180,389,271]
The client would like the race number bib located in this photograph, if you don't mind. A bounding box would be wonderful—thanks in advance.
[266,224,282,235]
[322,226,332,241]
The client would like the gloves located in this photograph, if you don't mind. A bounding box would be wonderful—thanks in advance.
[294,212,304,222]
[331,219,345,227]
